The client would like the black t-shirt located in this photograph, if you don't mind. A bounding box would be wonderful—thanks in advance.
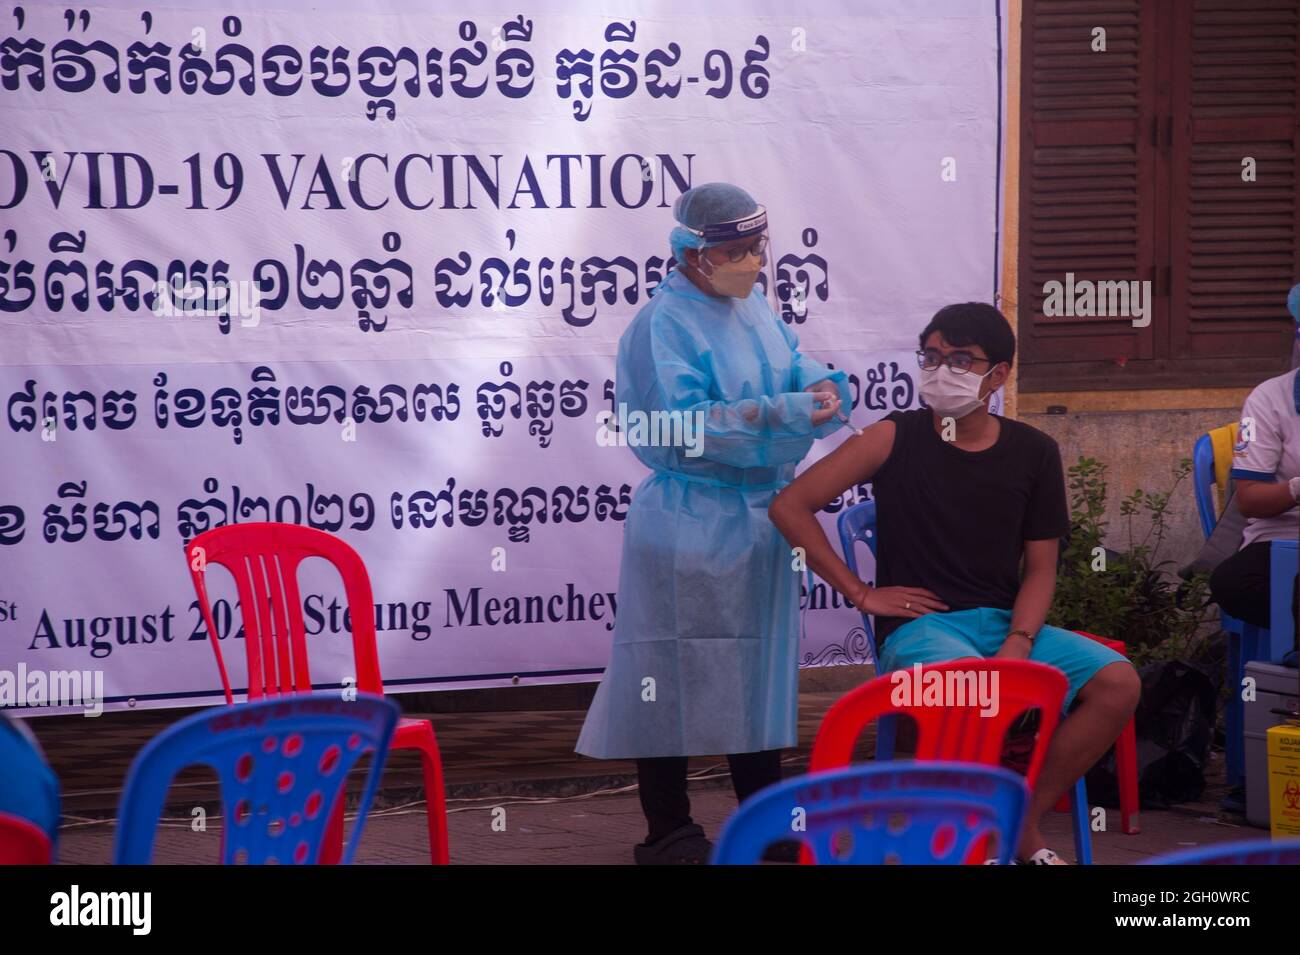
[870,408,1070,642]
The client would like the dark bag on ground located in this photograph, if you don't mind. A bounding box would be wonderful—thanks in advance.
[1085,660,1217,810]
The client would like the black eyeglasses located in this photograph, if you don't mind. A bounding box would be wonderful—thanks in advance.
[712,235,768,263]
[916,348,994,375]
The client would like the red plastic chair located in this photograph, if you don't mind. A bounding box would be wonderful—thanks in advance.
[1061,631,1140,835]
[186,522,449,865]
[809,660,1071,862]
[812,660,1068,781]
[0,812,52,864]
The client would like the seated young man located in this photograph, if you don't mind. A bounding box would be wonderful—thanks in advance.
[769,302,1140,864]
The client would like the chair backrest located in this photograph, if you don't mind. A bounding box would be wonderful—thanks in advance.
[113,693,399,865]
[1192,424,1240,541]
[836,500,879,663]
[186,523,384,703]
[0,812,52,865]
[809,659,1068,789]
[712,762,1029,865]
[1142,837,1300,865]
[1191,433,1217,540]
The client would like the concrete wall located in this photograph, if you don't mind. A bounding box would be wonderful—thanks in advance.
[1022,402,1246,566]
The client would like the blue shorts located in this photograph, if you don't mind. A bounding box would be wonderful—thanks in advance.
[878,608,1130,711]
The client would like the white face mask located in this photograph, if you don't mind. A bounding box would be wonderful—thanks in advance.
[919,364,997,419]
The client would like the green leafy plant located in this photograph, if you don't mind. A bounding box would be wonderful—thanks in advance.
[1047,456,1216,667]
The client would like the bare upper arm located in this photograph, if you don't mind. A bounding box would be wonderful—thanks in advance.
[1235,478,1273,518]
[774,419,897,513]
[1022,537,1059,575]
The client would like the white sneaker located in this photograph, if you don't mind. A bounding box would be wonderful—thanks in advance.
[1019,848,1069,865]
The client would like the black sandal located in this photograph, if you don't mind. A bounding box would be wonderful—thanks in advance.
[633,823,714,865]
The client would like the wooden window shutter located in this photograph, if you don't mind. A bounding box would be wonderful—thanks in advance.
[1168,0,1299,363]
[1019,0,1161,386]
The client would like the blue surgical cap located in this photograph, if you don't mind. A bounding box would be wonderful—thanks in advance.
[669,182,760,263]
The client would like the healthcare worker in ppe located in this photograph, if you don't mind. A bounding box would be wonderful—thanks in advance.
[575,182,852,864]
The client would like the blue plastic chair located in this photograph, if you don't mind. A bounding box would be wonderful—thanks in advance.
[836,499,1094,864]
[712,761,1030,864]
[838,500,890,756]
[114,692,399,865]
[1192,433,1300,788]
[1142,837,1300,865]
[836,499,882,672]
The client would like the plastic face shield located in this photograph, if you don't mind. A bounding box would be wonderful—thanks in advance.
[678,206,768,246]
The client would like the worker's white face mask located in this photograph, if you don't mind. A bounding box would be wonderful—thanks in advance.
[919,364,997,419]
[697,249,762,298]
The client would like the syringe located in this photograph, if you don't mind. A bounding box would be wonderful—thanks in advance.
[836,410,863,437]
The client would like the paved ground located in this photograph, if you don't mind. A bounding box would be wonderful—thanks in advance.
[33,683,1258,865]
[56,765,1252,865]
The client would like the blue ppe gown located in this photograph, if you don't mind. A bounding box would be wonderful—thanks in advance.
[575,268,851,758]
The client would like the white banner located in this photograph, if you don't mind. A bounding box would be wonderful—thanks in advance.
[0,0,1003,713]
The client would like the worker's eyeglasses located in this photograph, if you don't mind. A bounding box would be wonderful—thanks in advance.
[716,235,768,263]
[916,348,993,375]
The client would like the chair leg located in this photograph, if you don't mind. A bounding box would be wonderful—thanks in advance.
[395,726,450,865]
[320,799,345,865]
[1115,714,1140,834]
[874,714,897,762]
[1070,776,1093,865]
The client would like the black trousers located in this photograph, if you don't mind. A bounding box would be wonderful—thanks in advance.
[1209,539,1299,633]
[636,750,782,844]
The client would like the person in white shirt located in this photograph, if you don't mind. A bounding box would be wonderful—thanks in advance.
[1209,285,1300,633]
